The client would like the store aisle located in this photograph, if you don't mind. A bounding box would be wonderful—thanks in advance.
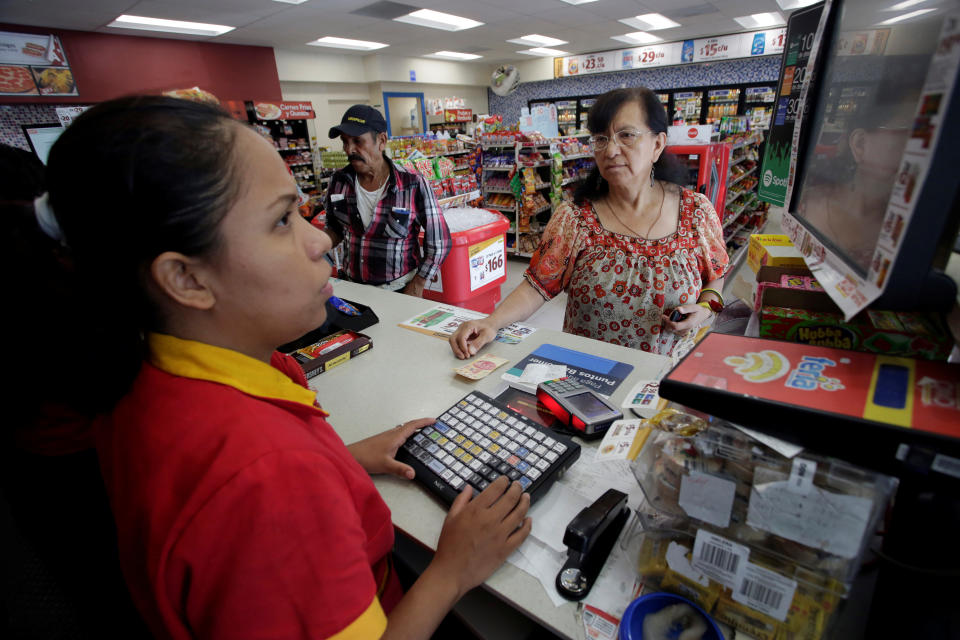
[499,257,566,331]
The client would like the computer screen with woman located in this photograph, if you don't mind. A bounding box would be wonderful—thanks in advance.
[785,0,960,314]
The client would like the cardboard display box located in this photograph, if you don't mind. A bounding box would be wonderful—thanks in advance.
[747,234,806,273]
[756,265,953,360]
[277,297,378,379]
[286,329,372,380]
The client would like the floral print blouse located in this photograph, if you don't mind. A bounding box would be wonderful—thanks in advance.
[524,188,729,355]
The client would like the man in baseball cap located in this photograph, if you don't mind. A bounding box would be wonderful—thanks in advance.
[327,104,387,138]
[322,105,450,297]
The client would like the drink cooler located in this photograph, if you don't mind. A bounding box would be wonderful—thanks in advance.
[420,211,510,313]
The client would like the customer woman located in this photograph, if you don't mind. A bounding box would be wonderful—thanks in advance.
[451,87,728,358]
[16,96,530,639]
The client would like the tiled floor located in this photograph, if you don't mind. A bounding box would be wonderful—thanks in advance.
[498,256,566,330]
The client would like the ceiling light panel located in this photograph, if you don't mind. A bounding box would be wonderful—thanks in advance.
[306,36,389,50]
[611,32,663,45]
[618,14,681,31]
[559,0,599,4]
[733,13,786,29]
[429,51,482,60]
[272,0,310,5]
[106,15,235,37]
[519,47,570,56]
[879,8,936,24]
[507,34,568,47]
[394,9,483,31]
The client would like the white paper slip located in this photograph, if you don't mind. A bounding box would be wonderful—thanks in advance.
[747,480,873,559]
[678,471,737,528]
[518,362,567,384]
[594,419,648,462]
[729,422,804,458]
[621,379,665,417]
[527,481,592,553]
[508,535,568,607]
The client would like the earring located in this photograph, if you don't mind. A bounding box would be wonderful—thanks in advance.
[650,166,656,188]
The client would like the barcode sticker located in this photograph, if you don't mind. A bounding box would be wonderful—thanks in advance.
[932,454,960,480]
[732,561,797,622]
[787,457,817,494]
[691,529,749,589]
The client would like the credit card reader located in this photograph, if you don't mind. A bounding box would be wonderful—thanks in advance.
[536,377,622,439]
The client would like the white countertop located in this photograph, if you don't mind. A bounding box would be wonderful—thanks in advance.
[308,280,671,639]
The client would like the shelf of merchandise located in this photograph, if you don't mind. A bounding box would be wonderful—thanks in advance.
[486,203,517,212]
[511,143,556,256]
[562,153,593,160]
[437,189,482,209]
[482,165,514,171]
[728,165,757,190]
[722,132,763,228]
[726,218,768,272]
[277,146,311,152]
[287,161,313,167]
[483,186,514,194]
[560,176,585,186]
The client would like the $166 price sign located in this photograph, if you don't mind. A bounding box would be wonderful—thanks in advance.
[468,236,506,292]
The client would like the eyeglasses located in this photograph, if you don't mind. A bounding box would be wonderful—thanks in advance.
[588,128,653,152]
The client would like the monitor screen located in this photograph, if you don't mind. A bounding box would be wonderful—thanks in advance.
[791,0,944,276]
[21,123,64,165]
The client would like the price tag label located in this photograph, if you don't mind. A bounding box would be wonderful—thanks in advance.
[468,235,505,291]
[733,562,797,622]
[691,529,749,589]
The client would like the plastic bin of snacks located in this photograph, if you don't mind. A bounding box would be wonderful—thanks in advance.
[420,208,510,313]
[627,417,897,639]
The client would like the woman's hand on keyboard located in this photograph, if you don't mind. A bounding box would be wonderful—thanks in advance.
[432,476,532,597]
[346,418,435,479]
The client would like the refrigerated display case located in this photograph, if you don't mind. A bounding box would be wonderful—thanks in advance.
[671,91,703,125]
[556,100,578,135]
[705,88,740,125]
[578,97,596,131]
[743,85,777,130]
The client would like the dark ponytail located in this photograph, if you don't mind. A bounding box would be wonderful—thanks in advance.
[6,96,241,420]
[574,87,687,204]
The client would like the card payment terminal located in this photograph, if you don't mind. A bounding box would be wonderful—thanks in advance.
[536,378,622,439]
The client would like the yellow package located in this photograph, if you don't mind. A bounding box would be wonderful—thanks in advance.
[661,569,723,612]
[714,596,782,640]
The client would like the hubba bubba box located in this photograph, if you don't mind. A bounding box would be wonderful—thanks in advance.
[754,266,953,361]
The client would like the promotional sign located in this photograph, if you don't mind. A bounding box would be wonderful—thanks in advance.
[253,101,315,120]
[468,235,505,291]
[55,105,88,128]
[0,31,75,96]
[558,29,785,78]
[444,108,472,122]
[758,4,823,207]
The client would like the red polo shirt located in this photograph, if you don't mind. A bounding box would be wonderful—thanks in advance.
[96,333,400,639]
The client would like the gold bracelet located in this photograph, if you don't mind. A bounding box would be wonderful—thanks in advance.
[698,287,724,306]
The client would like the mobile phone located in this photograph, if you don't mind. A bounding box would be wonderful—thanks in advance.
[669,309,689,322]
[536,378,623,439]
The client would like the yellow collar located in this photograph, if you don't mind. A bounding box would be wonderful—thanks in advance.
[147,333,319,409]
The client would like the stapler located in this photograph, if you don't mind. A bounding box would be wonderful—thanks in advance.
[555,488,630,601]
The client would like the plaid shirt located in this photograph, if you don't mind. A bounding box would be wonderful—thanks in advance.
[324,157,451,285]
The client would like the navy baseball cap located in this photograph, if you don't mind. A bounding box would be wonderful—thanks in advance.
[328,104,387,138]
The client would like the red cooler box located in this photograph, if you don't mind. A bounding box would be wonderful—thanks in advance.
[421,211,510,313]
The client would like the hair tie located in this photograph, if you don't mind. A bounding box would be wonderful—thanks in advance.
[34,193,64,243]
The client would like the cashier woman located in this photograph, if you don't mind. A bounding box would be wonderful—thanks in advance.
[13,96,530,639]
